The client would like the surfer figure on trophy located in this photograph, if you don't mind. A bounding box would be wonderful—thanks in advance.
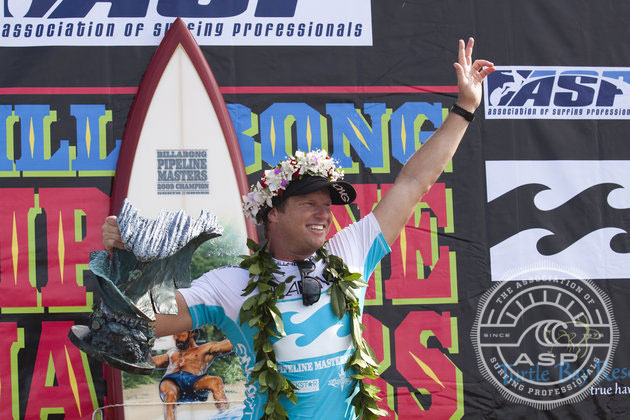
[69,199,224,374]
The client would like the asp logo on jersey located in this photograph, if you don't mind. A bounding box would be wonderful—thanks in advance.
[0,0,372,47]
[484,67,630,119]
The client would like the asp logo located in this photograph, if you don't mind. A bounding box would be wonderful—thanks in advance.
[484,67,630,120]
[472,269,618,409]
[1,0,373,47]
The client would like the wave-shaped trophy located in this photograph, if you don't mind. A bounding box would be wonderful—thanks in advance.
[68,199,223,374]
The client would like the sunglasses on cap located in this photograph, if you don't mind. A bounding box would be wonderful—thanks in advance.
[295,260,322,306]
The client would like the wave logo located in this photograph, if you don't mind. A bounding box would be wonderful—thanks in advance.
[272,297,351,362]
[486,160,630,281]
[0,0,372,47]
[483,67,630,119]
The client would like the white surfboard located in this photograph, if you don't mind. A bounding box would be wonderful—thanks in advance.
[108,18,255,419]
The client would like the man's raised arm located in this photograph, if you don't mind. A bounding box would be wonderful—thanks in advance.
[373,37,494,245]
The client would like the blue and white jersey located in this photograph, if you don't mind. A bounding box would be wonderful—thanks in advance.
[179,213,390,419]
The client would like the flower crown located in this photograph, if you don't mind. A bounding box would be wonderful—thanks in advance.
[242,149,344,223]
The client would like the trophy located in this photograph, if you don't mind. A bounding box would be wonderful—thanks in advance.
[68,199,223,374]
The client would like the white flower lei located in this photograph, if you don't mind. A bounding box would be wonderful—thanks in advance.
[242,149,344,223]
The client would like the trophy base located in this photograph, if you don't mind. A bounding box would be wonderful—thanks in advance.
[69,325,156,375]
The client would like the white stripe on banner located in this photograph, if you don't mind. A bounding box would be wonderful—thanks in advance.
[0,0,373,47]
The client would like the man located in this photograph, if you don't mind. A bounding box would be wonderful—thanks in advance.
[104,38,494,419]
[152,330,233,420]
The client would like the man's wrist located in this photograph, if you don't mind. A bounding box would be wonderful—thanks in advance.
[450,103,476,122]
[454,100,477,113]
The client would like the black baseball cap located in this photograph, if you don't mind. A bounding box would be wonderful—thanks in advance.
[279,175,356,204]
[259,175,356,222]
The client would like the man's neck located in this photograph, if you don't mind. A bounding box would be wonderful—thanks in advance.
[269,246,316,262]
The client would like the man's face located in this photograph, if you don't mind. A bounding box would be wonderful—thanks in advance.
[267,189,332,260]
[173,331,192,350]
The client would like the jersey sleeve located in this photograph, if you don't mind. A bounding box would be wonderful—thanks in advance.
[327,212,391,280]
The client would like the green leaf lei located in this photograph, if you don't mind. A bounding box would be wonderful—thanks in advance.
[239,238,388,419]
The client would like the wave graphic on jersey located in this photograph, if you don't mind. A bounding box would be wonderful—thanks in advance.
[273,296,351,362]
[486,161,630,280]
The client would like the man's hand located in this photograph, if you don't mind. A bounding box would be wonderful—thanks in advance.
[102,215,124,256]
[373,37,494,245]
[453,37,495,113]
